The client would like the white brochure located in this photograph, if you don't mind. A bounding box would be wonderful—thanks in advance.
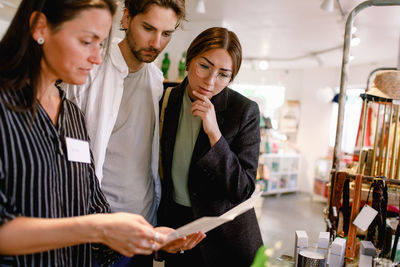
[167,192,262,240]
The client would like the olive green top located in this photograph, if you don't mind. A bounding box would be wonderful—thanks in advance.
[171,88,202,207]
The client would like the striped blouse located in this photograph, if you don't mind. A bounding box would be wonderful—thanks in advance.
[0,87,119,266]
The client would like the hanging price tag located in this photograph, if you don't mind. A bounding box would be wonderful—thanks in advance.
[352,205,378,232]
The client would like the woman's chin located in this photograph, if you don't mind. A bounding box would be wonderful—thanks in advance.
[63,77,87,86]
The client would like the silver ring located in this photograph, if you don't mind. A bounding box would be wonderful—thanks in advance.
[180,248,184,254]
[151,243,156,250]
[154,231,159,243]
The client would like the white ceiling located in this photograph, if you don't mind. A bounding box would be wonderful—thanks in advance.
[185,0,400,69]
[1,0,399,70]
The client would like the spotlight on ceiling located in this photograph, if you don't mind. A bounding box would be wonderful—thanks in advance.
[258,60,269,70]
[351,35,361,47]
[196,0,206,14]
[320,0,334,12]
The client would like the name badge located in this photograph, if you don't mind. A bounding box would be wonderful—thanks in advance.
[65,137,91,164]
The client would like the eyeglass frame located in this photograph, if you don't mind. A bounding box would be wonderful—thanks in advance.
[193,60,232,86]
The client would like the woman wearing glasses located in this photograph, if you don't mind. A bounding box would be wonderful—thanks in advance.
[158,27,263,267]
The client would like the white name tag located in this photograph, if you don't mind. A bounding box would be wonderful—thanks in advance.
[65,137,91,164]
[353,205,378,232]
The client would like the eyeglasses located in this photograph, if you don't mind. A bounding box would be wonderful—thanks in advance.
[194,62,232,86]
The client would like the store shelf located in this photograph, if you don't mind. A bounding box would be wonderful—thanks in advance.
[257,153,300,196]
[312,158,331,202]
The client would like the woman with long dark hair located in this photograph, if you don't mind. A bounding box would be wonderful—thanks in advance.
[0,0,172,266]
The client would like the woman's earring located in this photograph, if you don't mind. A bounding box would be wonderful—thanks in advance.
[37,37,44,45]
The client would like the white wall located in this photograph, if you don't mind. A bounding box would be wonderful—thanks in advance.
[298,67,340,192]
[0,18,10,38]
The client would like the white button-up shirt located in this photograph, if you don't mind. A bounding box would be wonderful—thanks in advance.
[63,41,163,224]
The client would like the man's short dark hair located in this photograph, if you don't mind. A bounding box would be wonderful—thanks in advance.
[124,0,186,28]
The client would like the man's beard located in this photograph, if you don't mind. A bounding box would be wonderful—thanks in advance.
[131,47,160,63]
[126,30,160,63]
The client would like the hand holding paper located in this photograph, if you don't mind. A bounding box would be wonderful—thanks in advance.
[158,229,206,254]
[167,192,262,240]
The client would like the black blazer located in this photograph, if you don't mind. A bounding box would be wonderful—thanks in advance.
[158,79,263,267]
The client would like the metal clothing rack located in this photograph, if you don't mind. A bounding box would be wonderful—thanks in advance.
[332,0,400,171]
[328,65,400,232]
[338,172,400,186]
[326,0,400,261]
[328,171,400,227]
[328,0,400,234]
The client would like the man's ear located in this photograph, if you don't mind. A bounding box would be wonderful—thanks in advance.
[121,8,131,30]
[30,11,49,43]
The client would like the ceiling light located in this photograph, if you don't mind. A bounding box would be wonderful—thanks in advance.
[320,0,334,12]
[196,0,206,14]
[258,60,269,70]
[351,35,361,47]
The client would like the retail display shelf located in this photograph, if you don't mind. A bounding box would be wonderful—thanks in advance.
[257,153,300,196]
[312,158,331,202]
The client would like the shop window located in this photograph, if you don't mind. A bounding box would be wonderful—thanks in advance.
[230,83,286,129]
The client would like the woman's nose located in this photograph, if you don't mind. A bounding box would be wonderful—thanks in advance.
[89,46,102,65]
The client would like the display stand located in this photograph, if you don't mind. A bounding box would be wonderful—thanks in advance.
[332,0,400,170]
[327,0,400,263]
[327,68,400,261]
[258,153,299,195]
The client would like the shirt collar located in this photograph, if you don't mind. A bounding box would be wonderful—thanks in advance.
[110,41,129,76]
